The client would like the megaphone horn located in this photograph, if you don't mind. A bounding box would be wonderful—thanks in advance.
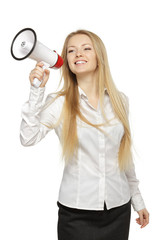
[11,28,63,87]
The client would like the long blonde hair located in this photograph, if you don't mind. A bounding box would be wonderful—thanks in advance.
[45,29,133,171]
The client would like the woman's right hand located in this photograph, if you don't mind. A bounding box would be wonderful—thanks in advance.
[29,62,50,88]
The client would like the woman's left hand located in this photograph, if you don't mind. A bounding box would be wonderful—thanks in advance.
[136,208,149,228]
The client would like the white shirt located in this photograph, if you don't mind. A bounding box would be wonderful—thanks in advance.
[20,86,146,211]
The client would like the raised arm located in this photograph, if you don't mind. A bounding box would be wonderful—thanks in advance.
[20,62,60,146]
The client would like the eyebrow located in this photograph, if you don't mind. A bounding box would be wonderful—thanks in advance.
[67,43,92,48]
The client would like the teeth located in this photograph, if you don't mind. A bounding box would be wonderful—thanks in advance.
[75,61,87,64]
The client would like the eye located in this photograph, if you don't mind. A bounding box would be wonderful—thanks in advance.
[84,47,92,50]
[68,49,74,53]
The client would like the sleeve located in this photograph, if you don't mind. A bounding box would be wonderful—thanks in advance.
[121,92,146,211]
[20,86,59,146]
[125,163,146,211]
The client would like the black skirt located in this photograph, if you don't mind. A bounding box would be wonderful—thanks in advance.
[57,199,131,240]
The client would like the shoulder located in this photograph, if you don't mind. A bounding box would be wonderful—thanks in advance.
[46,92,65,105]
[120,91,129,104]
[42,92,65,113]
[119,91,129,115]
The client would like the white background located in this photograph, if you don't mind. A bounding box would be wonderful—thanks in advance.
[1,0,159,239]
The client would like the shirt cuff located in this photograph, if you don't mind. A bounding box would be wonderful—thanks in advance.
[29,86,45,103]
[131,194,146,212]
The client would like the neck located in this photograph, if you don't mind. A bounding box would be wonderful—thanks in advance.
[76,72,99,99]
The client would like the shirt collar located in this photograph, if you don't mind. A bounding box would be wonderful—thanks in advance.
[78,86,87,98]
[78,86,108,99]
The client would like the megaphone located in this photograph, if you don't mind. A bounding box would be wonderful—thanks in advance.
[11,28,63,88]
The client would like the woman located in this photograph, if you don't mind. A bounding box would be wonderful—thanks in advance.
[20,30,149,240]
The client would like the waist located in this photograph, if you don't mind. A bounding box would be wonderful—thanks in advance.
[57,199,131,213]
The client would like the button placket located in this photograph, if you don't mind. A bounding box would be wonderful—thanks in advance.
[96,113,106,207]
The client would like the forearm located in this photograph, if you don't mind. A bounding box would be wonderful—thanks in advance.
[20,86,50,146]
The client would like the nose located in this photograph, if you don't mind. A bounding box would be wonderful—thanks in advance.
[76,49,83,57]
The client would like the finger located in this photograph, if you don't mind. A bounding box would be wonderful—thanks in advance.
[140,214,149,228]
[30,69,43,76]
[32,70,44,79]
[35,66,44,73]
[139,213,144,226]
[142,219,148,228]
[44,68,50,75]
[36,62,44,68]
[142,213,149,228]
[136,218,145,228]
[30,71,43,79]
[40,69,50,88]
[30,73,43,83]
[136,218,141,225]
[30,67,44,79]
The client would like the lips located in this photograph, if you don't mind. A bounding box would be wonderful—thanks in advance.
[75,60,87,65]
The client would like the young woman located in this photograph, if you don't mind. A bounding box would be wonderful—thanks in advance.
[20,30,149,240]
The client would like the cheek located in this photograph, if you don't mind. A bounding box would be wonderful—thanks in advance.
[67,56,73,68]
[92,55,98,68]
[89,52,97,64]
[67,57,76,73]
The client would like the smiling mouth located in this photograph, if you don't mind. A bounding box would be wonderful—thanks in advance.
[75,60,87,65]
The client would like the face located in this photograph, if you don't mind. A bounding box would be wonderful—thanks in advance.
[67,34,98,77]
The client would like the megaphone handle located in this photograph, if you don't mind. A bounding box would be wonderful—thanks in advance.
[32,78,42,88]
[32,62,50,88]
